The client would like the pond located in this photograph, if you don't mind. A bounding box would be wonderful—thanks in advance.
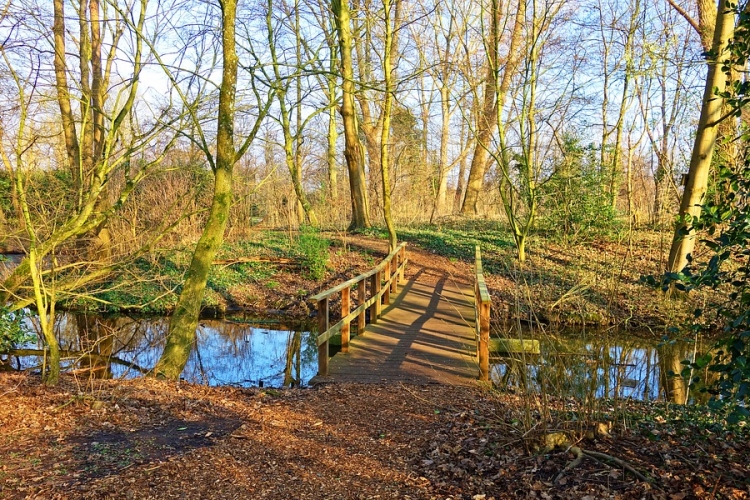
[489,324,711,405]
[7,313,318,387]
[2,312,711,402]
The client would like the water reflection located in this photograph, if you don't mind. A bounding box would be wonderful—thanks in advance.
[8,313,716,400]
[490,329,713,404]
[16,313,317,387]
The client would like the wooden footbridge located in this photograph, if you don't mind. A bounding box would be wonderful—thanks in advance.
[309,243,491,385]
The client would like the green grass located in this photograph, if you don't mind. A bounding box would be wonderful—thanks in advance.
[369,221,516,273]
[295,226,330,280]
[218,231,292,259]
[63,230,332,313]
[68,233,289,313]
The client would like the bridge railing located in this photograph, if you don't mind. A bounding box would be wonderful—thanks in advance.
[475,246,491,381]
[310,242,408,376]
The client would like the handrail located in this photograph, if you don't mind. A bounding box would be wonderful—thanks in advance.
[312,242,408,376]
[475,246,491,381]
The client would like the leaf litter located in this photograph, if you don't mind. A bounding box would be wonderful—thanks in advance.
[1,373,749,499]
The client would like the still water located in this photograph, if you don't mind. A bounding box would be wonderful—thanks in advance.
[5,313,708,401]
[11,313,318,387]
[490,326,709,404]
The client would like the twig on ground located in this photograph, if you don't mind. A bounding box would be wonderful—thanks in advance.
[553,441,650,485]
[0,378,24,398]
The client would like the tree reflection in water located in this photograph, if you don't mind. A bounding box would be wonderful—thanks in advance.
[16,313,316,387]
[14,315,716,399]
[490,325,714,404]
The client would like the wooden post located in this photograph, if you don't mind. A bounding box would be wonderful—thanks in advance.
[391,253,398,295]
[384,261,391,305]
[317,298,329,376]
[478,300,490,382]
[475,281,480,358]
[399,246,406,283]
[374,270,382,320]
[369,273,378,323]
[341,286,350,353]
[357,280,366,333]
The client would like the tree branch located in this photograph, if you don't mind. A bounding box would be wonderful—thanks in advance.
[666,0,702,38]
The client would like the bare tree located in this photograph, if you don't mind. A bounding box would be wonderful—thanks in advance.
[154,0,272,379]
[265,0,322,227]
[332,0,371,229]
[0,0,178,383]
[667,0,735,275]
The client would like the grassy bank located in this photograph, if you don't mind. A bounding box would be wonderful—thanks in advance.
[41,220,713,331]
[370,221,713,331]
[64,229,382,317]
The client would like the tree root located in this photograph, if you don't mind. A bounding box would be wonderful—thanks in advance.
[582,449,649,483]
[555,446,649,484]
[554,446,584,483]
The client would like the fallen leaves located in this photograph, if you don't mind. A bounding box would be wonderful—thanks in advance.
[1,373,749,499]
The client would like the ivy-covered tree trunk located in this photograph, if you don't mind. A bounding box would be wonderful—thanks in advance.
[154,0,239,380]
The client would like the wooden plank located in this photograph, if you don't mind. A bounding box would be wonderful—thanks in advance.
[478,301,490,381]
[357,281,366,333]
[384,261,391,305]
[475,245,491,381]
[317,319,343,346]
[391,253,398,295]
[375,270,382,319]
[474,246,491,304]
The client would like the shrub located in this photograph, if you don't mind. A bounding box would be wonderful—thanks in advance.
[0,308,35,352]
[296,226,329,280]
[539,135,622,242]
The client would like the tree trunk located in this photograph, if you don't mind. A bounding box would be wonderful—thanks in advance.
[432,85,451,220]
[667,0,733,274]
[380,0,398,251]
[462,0,524,216]
[53,0,81,187]
[155,0,239,380]
[332,0,370,230]
[453,118,470,213]
[460,0,499,215]
[327,77,339,201]
[610,0,640,210]
[268,0,318,227]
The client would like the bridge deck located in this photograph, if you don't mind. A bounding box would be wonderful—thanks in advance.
[312,271,479,385]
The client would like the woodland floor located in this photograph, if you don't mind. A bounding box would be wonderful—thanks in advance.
[1,373,749,499]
